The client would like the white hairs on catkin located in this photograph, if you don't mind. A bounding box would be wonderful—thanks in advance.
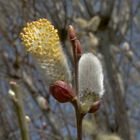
[40,52,71,86]
[78,53,104,103]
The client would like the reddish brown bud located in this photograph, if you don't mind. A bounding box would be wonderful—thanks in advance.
[50,80,76,103]
[75,40,82,56]
[42,122,47,130]
[68,25,77,40]
[88,100,100,113]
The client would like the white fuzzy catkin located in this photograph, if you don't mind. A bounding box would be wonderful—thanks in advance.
[78,53,104,104]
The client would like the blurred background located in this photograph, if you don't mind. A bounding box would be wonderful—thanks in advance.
[0,0,140,140]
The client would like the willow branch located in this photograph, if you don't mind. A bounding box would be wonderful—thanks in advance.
[10,82,30,140]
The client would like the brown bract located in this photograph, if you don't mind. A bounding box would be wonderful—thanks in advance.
[68,25,77,40]
[88,100,100,113]
[68,25,83,57]
[50,80,76,103]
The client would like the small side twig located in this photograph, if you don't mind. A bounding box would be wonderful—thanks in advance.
[9,81,30,140]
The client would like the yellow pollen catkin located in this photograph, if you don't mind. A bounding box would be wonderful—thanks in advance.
[20,18,71,85]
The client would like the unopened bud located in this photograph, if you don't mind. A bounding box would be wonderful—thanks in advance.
[9,81,17,100]
[10,81,17,86]
[42,122,47,130]
[36,96,48,110]
[126,50,133,60]
[88,100,100,113]
[25,115,31,123]
[122,42,130,51]
[50,80,76,103]
[68,25,76,40]
[89,33,99,47]
[8,89,15,98]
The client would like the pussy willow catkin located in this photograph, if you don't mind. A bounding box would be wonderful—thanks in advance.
[20,18,71,85]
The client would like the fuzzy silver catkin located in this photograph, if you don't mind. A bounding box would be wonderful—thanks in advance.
[78,53,104,104]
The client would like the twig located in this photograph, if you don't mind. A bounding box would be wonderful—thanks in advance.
[68,25,79,95]
[73,100,84,140]
[10,81,30,140]
[68,25,84,140]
